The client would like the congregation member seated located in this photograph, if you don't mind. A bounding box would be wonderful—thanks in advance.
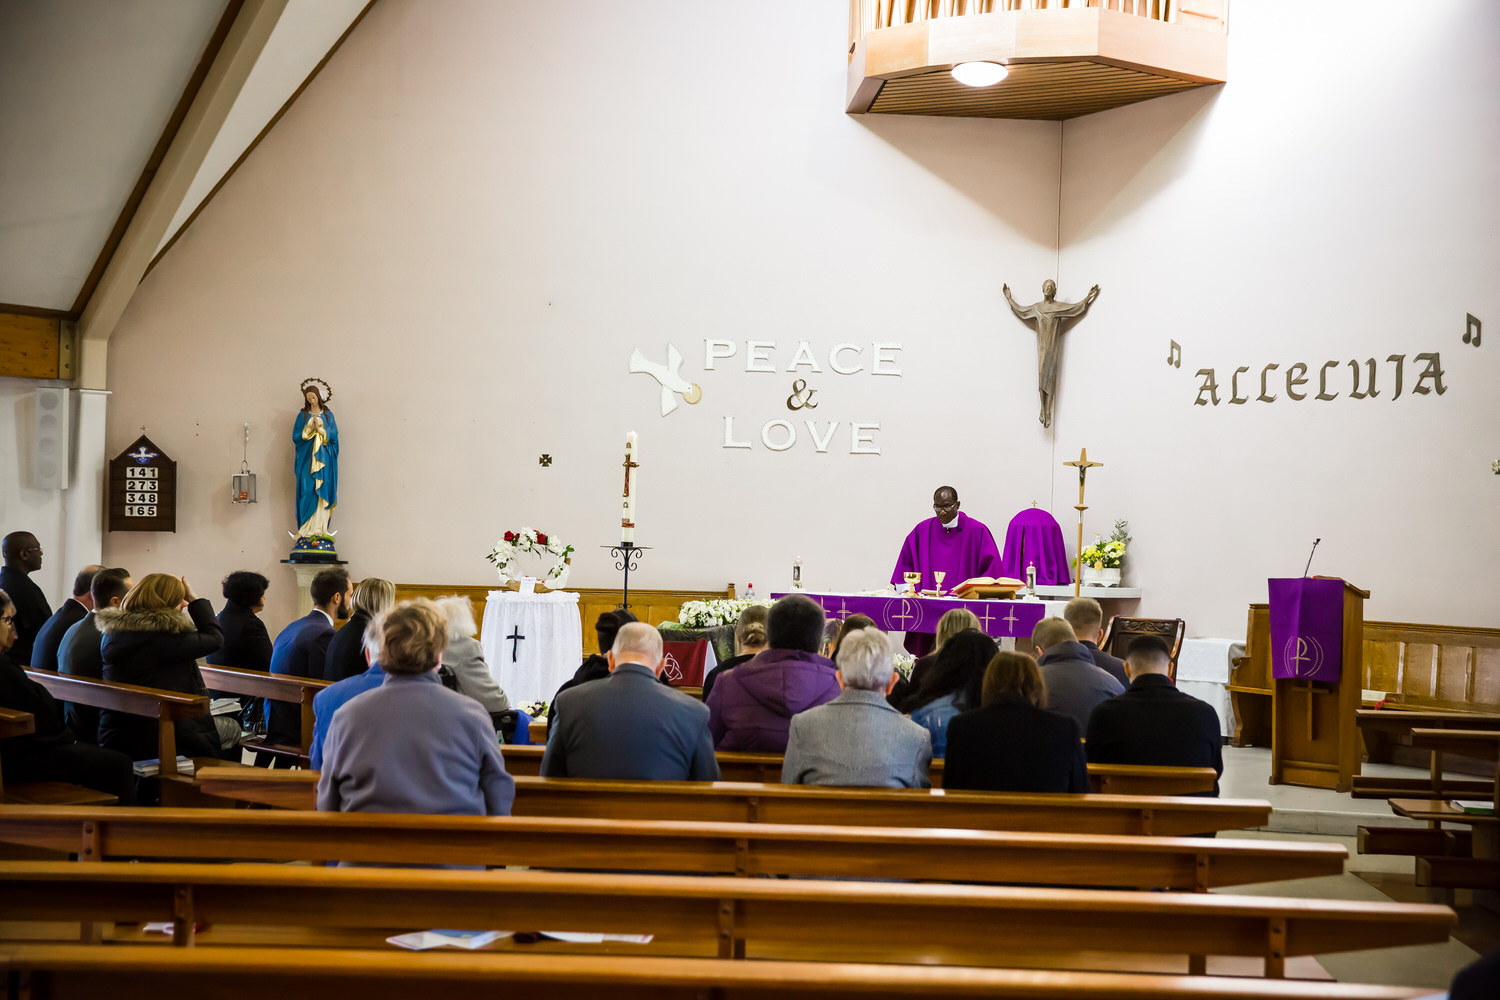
[542,622,718,781]
[1031,616,1123,732]
[267,568,352,755]
[56,568,132,744]
[30,564,103,673]
[892,607,980,705]
[1063,596,1127,687]
[829,614,876,661]
[548,609,640,738]
[0,588,137,804]
[325,577,394,682]
[207,570,274,734]
[1086,636,1223,795]
[310,614,385,769]
[0,532,51,665]
[782,628,931,788]
[896,628,996,757]
[706,594,839,752]
[436,595,510,717]
[700,603,769,703]
[943,651,1088,793]
[1451,947,1500,1000]
[98,574,239,762]
[319,599,514,816]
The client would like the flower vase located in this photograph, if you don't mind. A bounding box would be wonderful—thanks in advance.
[1082,566,1122,588]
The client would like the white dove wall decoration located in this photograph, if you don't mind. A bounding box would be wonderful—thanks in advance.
[630,344,703,416]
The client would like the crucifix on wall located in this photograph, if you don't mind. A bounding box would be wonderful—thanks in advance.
[1003,280,1101,428]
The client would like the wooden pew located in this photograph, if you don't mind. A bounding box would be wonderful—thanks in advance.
[195,769,1272,836]
[1351,708,1500,799]
[0,710,117,806]
[1358,730,1500,868]
[0,805,1346,891]
[0,945,1436,1000]
[498,745,1219,795]
[23,669,207,780]
[198,663,331,765]
[0,860,1455,976]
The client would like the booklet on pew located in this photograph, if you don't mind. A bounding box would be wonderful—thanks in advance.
[1451,800,1496,815]
[209,698,242,716]
[387,930,508,951]
[132,756,195,778]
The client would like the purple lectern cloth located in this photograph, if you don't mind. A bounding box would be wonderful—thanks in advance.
[889,512,1002,592]
[773,593,1045,641]
[1269,578,1344,682]
[999,508,1072,586]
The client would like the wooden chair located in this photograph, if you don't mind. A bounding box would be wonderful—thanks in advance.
[0,709,117,806]
[0,945,1437,1000]
[195,769,1269,836]
[0,860,1456,977]
[1102,617,1186,681]
[0,804,1346,892]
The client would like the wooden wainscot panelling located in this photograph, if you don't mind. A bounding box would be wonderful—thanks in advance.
[395,584,736,656]
[0,313,62,379]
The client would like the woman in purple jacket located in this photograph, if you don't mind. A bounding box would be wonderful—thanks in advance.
[705,594,840,752]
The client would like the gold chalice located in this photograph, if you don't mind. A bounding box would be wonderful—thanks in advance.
[933,571,946,597]
[903,572,920,593]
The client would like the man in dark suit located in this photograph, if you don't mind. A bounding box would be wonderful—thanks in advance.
[0,532,52,665]
[56,568,132,744]
[1086,636,1223,795]
[29,565,104,673]
[542,622,719,781]
[266,568,351,755]
[1063,596,1127,687]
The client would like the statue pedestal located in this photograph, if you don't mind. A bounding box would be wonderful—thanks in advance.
[281,559,349,618]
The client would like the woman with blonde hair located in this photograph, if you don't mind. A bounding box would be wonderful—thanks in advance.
[942,651,1087,793]
[98,574,235,762]
[325,577,396,682]
[700,603,770,703]
[435,595,510,717]
[318,598,514,817]
[905,607,981,695]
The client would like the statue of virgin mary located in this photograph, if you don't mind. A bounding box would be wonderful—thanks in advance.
[293,378,338,541]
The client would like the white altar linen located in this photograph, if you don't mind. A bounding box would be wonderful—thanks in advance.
[481,590,583,709]
[1175,637,1244,739]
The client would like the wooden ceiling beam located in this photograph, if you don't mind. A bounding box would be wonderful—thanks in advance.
[75,0,288,390]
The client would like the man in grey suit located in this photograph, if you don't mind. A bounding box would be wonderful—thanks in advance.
[541,623,719,781]
[782,628,932,788]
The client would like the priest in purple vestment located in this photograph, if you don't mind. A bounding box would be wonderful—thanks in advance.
[890,487,1002,593]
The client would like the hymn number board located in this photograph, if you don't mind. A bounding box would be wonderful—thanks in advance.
[108,435,177,533]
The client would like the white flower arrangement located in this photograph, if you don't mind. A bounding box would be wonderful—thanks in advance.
[677,598,772,629]
[521,699,548,719]
[1077,519,1131,571]
[486,527,575,587]
[893,652,916,681]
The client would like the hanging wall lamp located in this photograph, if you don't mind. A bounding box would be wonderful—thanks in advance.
[232,422,257,504]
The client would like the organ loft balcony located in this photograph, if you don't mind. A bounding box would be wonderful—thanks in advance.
[848,1,1228,120]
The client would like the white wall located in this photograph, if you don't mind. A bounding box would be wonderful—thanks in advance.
[1056,0,1500,634]
[95,0,1499,637]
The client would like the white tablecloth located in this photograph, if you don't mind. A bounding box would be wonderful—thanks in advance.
[1176,637,1245,738]
[481,590,582,709]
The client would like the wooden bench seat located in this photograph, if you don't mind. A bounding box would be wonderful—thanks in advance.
[498,745,1219,795]
[194,769,1270,836]
[0,945,1434,1000]
[0,805,1345,891]
[1352,709,1500,798]
[198,663,330,765]
[0,860,1455,977]
[23,669,207,781]
[0,709,118,806]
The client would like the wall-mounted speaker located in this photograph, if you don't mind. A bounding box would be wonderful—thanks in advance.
[34,387,70,490]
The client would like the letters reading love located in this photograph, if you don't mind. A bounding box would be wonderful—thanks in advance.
[1193,353,1446,406]
[707,340,900,455]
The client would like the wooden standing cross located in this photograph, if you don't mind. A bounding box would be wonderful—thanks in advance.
[1063,448,1103,597]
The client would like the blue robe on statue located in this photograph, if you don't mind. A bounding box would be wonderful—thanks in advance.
[293,409,339,532]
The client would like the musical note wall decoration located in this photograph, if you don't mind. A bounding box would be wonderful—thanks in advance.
[1167,340,1182,368]
[1464,313,1481,347]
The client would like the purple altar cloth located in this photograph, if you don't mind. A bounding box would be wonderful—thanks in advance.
[771,592,1045,640]
[1269,577,1344,682]
[999,507,1072,586]
[889,511,1002,593]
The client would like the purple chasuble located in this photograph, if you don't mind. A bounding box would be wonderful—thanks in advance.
[999,507,1072,586]
[889,512,1002,593]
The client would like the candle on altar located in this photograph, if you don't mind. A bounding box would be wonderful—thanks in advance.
[622,431,638,543]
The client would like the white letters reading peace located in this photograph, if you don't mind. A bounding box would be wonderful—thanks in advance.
[704,340,902,377]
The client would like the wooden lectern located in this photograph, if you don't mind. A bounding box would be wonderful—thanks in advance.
[1270,579,1369,792]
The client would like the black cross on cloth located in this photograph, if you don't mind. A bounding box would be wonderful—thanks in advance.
[508,626,525,663]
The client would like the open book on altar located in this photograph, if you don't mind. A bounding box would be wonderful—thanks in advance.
[950,577,1025,600]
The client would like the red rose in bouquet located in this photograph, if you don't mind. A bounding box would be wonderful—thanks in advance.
[535,532,548,545]
[503,531,516,542]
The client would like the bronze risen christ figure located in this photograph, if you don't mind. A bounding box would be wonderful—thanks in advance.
[1003,280,1100,428]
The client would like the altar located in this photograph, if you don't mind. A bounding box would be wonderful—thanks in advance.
[774,592,1046,641]
[481,590,583,708]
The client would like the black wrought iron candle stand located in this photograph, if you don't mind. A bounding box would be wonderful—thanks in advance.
[602,542,651,613]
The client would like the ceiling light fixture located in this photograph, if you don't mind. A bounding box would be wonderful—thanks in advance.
[951,61,1008,88]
